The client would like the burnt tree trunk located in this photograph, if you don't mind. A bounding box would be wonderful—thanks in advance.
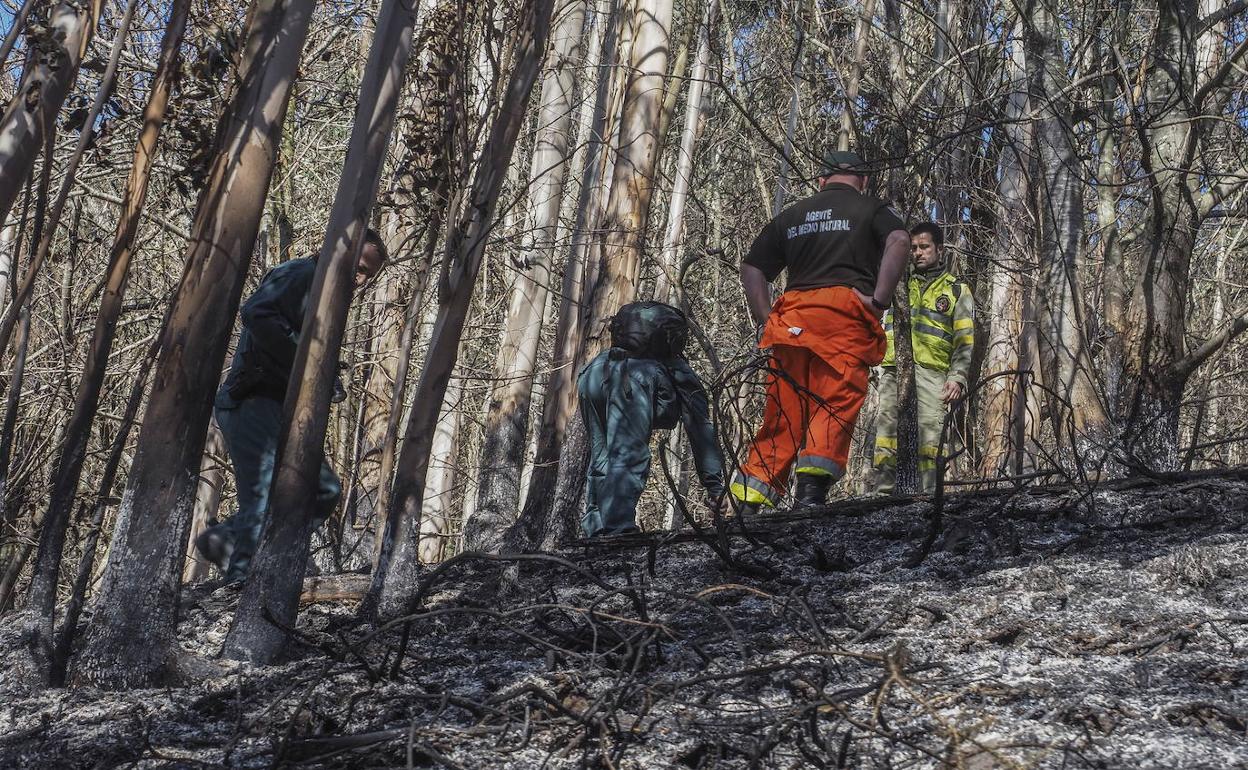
[366,0,556,619]
[891,277,921,496]
[506,0,624,552]
[74,0,317,689]
[22,0,187,686]
[223,0,421,665]
[548,0,674,542]
[464,0,589,553]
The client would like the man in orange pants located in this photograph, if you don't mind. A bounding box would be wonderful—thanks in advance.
[732,150,910,510]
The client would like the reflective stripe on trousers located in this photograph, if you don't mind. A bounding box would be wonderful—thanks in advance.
[872,365,947,493]
[732,344,870,504]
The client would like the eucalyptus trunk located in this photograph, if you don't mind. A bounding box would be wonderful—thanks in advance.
[22,0,187,686]
[548,0,674,540]
[0,0,106,228]
[224,0,421,665]
[75,0,318,689]
[464,0,589,553]
[979,16,1033,477]
[505,0,624,551]
[366,0,556,619]
[1023,0,1108,467]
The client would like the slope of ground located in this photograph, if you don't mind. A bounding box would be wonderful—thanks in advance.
[2,472,1246,769]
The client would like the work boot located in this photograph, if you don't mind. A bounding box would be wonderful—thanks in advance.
[733,501,761,518]
[194,522,236,575]
[793,474,832,508]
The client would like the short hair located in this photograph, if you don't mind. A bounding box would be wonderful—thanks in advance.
[910,221,944,247]
[363,227,389,263]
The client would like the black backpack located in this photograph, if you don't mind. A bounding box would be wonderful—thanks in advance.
[609,301,689,360]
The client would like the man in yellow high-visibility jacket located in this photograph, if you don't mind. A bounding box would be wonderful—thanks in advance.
[873,222,974,494]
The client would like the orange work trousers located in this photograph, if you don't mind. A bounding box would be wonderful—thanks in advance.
[732,286,884,506]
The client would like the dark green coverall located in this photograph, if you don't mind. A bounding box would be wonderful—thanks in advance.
[578,350,725,537]
[205,257,342,582]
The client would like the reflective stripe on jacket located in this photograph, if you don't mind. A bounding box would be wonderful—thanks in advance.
[881,271,974,381]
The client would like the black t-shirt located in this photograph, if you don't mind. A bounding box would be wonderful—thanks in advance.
[742,183,907,294]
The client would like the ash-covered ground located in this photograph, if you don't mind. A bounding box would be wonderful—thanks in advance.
[2,473,1246,769]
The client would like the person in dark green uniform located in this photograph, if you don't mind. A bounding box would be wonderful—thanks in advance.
[578,302,727,537]
[195,229,388,582]
[873,222,974,494]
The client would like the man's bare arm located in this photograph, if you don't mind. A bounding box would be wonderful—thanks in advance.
[873,230,911,307]
[740,263,773,327]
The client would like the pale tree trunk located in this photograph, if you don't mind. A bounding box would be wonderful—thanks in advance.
[0,147,44,571]
[547,0,674,541]
[363,0,462,565]
[224,0,421,665]
[655,0,716,528]
[0,308,31,611]
[0,221,14,313]
[1095,23,1128,417]
[837,0,876,153]
[1117,0,1248,469]
[74,0,318,690]
[0,0,138,363]
[979,17,1033,477]
[19,0,186,686]
[366,0,556,619]
[0,0,105,229]
[183,422,225,584]
[1023,0,1108,467]
[464,0,589,553]
[418,372,466,563]
[353,263,406,554]
[504,0,622,551]
[772,8,803,214]
[654,0,715,301]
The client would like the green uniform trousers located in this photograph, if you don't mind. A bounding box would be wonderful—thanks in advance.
[873,365,948,494]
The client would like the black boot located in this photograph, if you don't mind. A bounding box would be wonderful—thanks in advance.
[793,474,832,507]
[194,522,236,574]
[734,501,761,518]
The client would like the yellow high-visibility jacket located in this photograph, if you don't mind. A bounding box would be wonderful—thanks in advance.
[881,270,974,385]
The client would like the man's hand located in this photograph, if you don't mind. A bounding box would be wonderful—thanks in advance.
[942,380,964,404]
[854,288,886,320]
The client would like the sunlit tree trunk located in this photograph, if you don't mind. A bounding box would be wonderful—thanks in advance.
[980,17,1033,477]
[654,0,715,526]
[418,371,466,563]
[504,0,624,551]
[0,0,105,228]
[464,0,589,552]
[547,0,674,540]
[1023,0,1109,466]
[74,0,318,689]
[836,0,875,153]
[1116,0,1248,469]
[366,0,556,619]
[223,0,422,665]
[19,0,186,685]
[183,422,226,584]
[654,0,715,301]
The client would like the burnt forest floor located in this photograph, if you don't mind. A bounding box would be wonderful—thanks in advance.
[3,470,1247,769]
